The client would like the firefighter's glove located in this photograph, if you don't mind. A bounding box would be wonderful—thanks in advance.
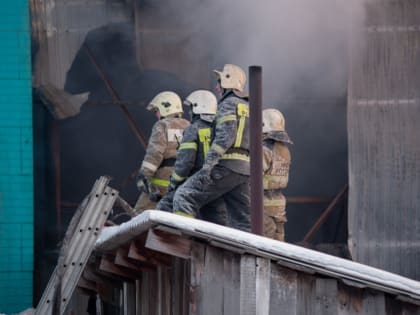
[136,173,150,194]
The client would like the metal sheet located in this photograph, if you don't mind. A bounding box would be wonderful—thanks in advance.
[348,0,420,280]
[31,0,130,88]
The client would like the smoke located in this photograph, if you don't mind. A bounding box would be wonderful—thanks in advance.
[148,0,366,106]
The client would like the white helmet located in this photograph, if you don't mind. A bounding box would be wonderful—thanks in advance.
[213,64,246,93]
[184,90,217,115]
[147,91,183,117]
[262,108,286,133]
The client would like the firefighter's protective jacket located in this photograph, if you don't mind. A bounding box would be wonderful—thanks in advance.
[262,131,292,237]
[205,91,250,175]
[140,116,190,195]
[171,117,213,184]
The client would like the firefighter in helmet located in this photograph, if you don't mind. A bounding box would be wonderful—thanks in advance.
[173,64,251,231]
[262,108,293,241]
[157,90,226,225]
[134,91,190,213]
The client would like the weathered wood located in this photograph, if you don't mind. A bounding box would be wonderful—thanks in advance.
[240,255,257,315]
[256,257,271,315]
[269,265,298,315]
[314,278,338,315]
[128,241,150,263]
[190,242,206,315]
[77,277,97,293]
[123,282,136,315]
[297,273,316,315]
[201,245,224,315]
[99,254,139,280]
[277,259,315,275]
[146,228,191,259]
[337,283,363,315]
[115,247,155,272]
[223,251,241,315]
[360,290,385,315]
[129,239,173,266]
[138,272,158,315]
[210,240,246,254]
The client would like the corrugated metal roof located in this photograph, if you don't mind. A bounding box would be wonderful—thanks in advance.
[95,210,420,302]
[347,0,420,280]
[32,0,130,88]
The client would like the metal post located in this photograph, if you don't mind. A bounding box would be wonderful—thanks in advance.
[249,66,264,235]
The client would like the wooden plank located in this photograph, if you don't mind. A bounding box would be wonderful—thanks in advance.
[189,242,206,315]
[256,257,271,315]
[223,251,240,315]
[314,278,338,315]
[297,274,316,315]
[146,228,191,259]
[77,277,96,293]
[171,257,190,315]
[337,283,363,315]
[115,247,155,272]
[360,290,385,315]
[128,240,150,263]
[201,245,224,315]
[129,239,173,266]
[240,255,256,315]
[123,282,136,315]
[99,254,140,280]
[269,265,298,315]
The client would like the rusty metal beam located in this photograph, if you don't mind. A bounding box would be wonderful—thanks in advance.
[303,185,349,242]
[249,65,264,236]
[84,44,147,148]
[287,197,331,204]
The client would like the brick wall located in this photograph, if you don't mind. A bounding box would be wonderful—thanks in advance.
[0,0,33,313]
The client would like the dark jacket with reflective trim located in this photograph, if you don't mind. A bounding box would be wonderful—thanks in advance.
[172,118,213,183]
[208,91,250,175]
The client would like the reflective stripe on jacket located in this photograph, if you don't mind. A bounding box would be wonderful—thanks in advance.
[208,92,250,175]
[172,119,213,184]
[263,140,291,190]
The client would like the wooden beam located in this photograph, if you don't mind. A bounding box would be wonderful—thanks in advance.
[99,254,140,280]
[146,228,191,259]
[128,240,173,266]
[83,265,119,289]
[77,277,97,293]
[115,246,155,272]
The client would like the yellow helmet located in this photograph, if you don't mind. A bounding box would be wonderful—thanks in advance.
[262,108,286,133]
[147,91,183,117]
[184,90,217,115]
[213,64,246,93]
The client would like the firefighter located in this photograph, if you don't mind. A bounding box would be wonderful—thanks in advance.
[172,64,251,232]
[262,108,293,241]
[157,90,226,225]
[134,91,190,213]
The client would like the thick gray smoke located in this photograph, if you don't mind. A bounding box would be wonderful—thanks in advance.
[152,0,365,106]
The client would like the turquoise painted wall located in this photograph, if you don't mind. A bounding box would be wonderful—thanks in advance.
[0,0,33,313]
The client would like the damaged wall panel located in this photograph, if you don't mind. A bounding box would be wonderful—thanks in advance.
[31,0,130,89]
[347,0,420,280]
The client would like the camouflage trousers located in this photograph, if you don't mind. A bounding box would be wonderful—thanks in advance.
[263,190,287,241]
[157,190,227,225]
[173,165,250,232]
